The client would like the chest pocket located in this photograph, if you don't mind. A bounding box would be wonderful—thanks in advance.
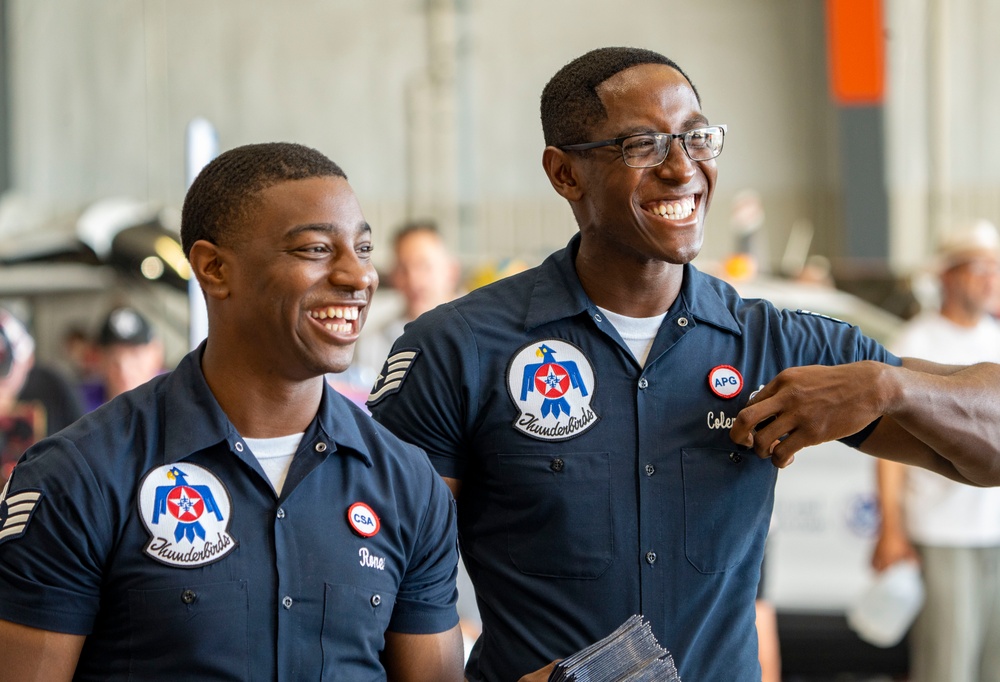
[127,580,249,680]
[681,447,777,573]
[321,582,397,681]
[497,452,612,579]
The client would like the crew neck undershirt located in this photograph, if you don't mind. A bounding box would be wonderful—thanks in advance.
[597,306,667,366]
[242,432,304,495]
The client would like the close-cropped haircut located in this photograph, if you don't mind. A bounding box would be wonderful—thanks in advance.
[180,142,346,257]
[540,47,700,148]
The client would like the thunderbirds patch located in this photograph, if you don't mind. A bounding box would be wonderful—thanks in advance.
[137,464,236,568]
[506,339,599,441]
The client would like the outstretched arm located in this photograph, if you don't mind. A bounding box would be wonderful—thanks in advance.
[0,619,84,682]
[730,358,1000,485]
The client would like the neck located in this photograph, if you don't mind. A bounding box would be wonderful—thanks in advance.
[200,341,324,438]
[575,243,684,317]
[940,299,983,329]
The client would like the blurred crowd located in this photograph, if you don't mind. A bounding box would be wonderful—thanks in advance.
[0,305,164,483]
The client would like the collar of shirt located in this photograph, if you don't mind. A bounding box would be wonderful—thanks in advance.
[524,233,742,337]
[161,344,374,467]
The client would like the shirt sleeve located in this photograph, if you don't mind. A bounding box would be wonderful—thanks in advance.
[368,304,479,480]
[386,453,460,634]
[771,308,902,449]
[0,436,111,634]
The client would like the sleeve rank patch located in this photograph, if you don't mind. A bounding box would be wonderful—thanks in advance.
[366,349,421,406]
[0,489,43,544]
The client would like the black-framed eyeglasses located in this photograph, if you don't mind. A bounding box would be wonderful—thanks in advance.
[559,124,727,168]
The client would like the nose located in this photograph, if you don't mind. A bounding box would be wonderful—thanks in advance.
[653,137,696,184]
[329,250,379,293]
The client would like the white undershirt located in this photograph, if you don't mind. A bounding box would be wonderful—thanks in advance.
[242,433,304,496]
[597,306,667,366]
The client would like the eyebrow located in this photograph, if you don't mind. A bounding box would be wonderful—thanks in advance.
[286,221,372,239]
[612,115,711,138]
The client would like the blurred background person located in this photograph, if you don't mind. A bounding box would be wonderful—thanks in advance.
[0,309,83,482]
[336,221,462,401]
[81,306,165,410]
[872,219,1000,682]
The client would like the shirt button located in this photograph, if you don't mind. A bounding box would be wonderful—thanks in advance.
[729,452,744,464]
[276,508,286,519]
[594,313,603,322]
[645,463,655,476]
[181,589,197,605]
[234,442,244,452]
[315,442,328,453]
[646,551,657,565]
[282,596,293,609]
[677,317,689,327]
[370,594,382,607]
[638,378,649,390]
[550,458,565,472]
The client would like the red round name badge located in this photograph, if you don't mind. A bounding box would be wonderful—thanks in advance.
[347,502,380,538]
[708,365,743,399]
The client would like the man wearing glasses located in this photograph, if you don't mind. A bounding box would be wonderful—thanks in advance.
[368,47,1000,681]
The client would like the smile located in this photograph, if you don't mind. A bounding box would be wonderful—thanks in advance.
[643,196,696,221]
[308,306,360,333]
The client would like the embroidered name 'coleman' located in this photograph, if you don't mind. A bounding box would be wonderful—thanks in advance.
[148,532,234,565]
[516,407,597,438]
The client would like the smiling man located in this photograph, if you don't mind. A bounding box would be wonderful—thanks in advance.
[367,48,1000,681]
[0,143,464,681]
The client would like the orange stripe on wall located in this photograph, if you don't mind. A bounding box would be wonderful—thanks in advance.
[826,0,885,106]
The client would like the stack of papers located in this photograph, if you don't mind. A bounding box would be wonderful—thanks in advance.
[548,614,681,681]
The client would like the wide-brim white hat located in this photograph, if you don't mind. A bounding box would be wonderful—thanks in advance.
[933,218,1000,273]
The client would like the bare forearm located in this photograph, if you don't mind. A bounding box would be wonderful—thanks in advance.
[0,620,83,682]
[874,359,1000,485]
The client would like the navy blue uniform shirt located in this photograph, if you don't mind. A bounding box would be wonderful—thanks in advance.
[368,234,900,682]
[0,346,459,681]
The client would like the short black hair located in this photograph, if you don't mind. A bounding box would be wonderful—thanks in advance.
[181,142,347,257]
[540,47,699,147]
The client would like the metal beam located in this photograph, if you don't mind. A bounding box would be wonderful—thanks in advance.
[0,0,9,194]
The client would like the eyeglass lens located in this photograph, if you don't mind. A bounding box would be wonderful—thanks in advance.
[622,127,724,167]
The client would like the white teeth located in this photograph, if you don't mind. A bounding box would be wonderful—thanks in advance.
[323,322,351,333]
[310,307,361,325]
[649,197,695,220]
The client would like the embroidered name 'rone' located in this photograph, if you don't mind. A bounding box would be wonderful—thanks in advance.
[359,547,386,570]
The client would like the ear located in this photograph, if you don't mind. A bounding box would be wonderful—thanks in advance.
[542,146,585,202]
[187,239,231,301]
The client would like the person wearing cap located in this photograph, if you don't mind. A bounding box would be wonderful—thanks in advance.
[0,143,463,681]
[872,219,1000,682]
[85,306,166,408]
[0,310,83,482]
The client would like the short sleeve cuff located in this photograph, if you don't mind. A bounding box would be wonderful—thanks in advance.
[0,574,97,635]
[387,598,460,634]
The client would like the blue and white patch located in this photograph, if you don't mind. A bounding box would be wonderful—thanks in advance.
[708,365,743,399]
[347,501,380,538]
[506,339,599,441]
[0,489,43,544]
[137,464,236,568]
[366,349,421,406]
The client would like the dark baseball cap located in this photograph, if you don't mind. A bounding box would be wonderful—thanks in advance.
[97,307,154,346]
